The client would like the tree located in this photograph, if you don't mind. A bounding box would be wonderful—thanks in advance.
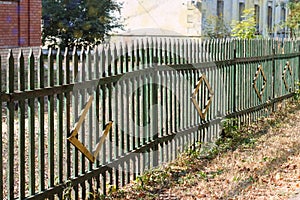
[203,16,231,39]
[42,0,123,49]
[231,8,257,39]
[286,0,300,38]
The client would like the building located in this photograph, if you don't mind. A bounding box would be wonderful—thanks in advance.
[115,0,289,38]
[202,0,289,38]
[0,0,42,48]
[114,0,203,37]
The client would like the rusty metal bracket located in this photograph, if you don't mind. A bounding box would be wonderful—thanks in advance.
[67,95,113,162]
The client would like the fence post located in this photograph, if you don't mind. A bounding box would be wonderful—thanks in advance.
[233,46,237,113]
[272,46,276,112]
[152,62,159,168]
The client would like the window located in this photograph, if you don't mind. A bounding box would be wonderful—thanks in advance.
[187,0,201,10]
[187,1,194,10]
[280,6,286,36]
[268,6,272,31]
[217,0,224,18]
[255,5,260,32]
[281,7,286,22]
[202,10,206,28]
[239,2,245,21]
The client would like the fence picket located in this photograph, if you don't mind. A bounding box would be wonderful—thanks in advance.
[79,47,87,198]
[54,49,63,196]
[71,47,79,199]
[47,48,55,197]
[7,50,15,200]
[28,49,36,196]
[125,69,131,186]
[37,49,45,192]
[18,50,25,199]
[64,47,71,180]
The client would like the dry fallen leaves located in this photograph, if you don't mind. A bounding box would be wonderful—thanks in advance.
[109,102,300,199]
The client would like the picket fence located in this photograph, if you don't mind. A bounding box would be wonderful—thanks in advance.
[0,38,299,199]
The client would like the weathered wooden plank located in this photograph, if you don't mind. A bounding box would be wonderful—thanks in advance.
[37,49,45,193]
[72,47,79,199]
[85,47,94,197]
[55,48,64,193]
[17,50,26,199]
[27,49,36,196]
[7,50,15,200]
[79,47,87,199]
[64,47,71,179]
[47,48,55,193]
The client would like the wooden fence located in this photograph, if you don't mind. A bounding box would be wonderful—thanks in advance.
[0,38,299,199]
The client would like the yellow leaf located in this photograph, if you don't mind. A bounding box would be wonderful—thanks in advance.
[275,173,282,181]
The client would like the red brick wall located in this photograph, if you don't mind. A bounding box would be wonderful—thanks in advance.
[0,0,41,48]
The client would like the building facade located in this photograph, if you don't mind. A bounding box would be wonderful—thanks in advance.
[0,0,41,48]
[115,0,289,38]
[202,0,289,38]
[115,0,203,36]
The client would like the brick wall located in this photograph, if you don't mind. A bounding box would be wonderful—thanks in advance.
[0,0,41,48]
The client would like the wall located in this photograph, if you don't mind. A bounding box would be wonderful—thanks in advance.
[0,0,41,48]
[114,0,202,36]
[202,0,289,38]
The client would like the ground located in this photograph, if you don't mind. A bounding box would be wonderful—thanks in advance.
[108,100,300,200]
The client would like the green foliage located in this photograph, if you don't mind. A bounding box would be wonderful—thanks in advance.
[198,118,257,160]
[286,0,300,38]
[135,168,170,192]
[62,180,73,200]
[294,81,300,100]
[218,118,256,149]
[221,118,238,138]
[231,8,257,39]
[203,16,231,39]
[42,0,123,49]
